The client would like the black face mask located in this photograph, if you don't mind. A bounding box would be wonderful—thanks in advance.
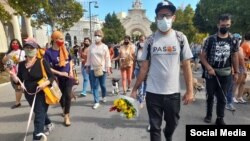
[219,27,230,34]
[84,43,89,47]
[124,42,129,45]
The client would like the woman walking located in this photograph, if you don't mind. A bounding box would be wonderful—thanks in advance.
[2,39,25,109]
[9,40,55,140]
[44,31,74,126]
[80,37,93,96]
[113,35,135,94]
[86,30,111,109]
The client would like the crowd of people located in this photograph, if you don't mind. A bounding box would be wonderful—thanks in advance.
[1,0,250,141]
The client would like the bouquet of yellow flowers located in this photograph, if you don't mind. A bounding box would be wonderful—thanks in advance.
[12,55,19,64]
[110,95,139,119]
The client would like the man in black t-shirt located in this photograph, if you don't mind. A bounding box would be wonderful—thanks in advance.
[200,14,239,125]
[72,44,80,66]
[113,45,120,69]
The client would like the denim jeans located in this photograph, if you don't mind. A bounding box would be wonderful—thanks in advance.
[89,70,107,103]
[81,66,92,94]
[58,77,73,114]
[25,92,51,140]
[73,56,79,66]
[226,76,234,104]
[146,92,180,141]
[134,68,147,103]
[205,75,231,118]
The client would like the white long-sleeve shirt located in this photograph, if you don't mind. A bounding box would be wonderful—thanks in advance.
[86,43,111,71]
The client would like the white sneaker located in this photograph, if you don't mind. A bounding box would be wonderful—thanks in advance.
[93,103,100,109]
[233,97,239,103]
[44,123,55,136]
[102,97,107,103]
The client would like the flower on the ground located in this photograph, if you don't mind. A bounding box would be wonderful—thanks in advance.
[110,97,137,119]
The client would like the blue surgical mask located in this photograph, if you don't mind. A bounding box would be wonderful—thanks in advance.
[157,17,172,32]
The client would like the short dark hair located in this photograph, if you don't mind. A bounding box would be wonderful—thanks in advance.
[124,35,131,40]
[218,14,231,22]
[244,31,250,40]
[84,37,91,43]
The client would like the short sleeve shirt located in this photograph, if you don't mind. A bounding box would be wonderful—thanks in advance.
[141,30,193,95]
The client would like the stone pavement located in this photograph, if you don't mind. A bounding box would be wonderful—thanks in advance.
[0,66,250,141]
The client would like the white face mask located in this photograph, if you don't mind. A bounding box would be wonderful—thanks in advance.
[94,36,102,43]
[157,17,172,32]
[139,42,144,48]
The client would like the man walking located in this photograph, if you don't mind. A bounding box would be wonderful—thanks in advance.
[200,14,239,125]
[130,1,193,141]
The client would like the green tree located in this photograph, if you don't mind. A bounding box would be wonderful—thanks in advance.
[102,13,126,44]
[0,3,11,22]
[194,0,250,35]
[8,0,83,31]
[150,22,157,32]
[173,5,204,43]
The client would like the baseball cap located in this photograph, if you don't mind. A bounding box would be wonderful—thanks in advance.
[24,40,39,48]
[155,0,176,14]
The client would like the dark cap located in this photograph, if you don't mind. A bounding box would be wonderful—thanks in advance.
[155,0,176,14]
[24,40,39,48]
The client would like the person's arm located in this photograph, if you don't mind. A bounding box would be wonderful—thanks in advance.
[238,48,247,74]
[182,59,194,104]
[200,38,216,76]
[131,60,149,93]
[105,45,111,74]
[180,35,194,105]
[38,59,55,90]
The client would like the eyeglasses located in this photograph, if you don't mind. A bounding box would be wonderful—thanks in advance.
[157,14,173,20]
[95,35,102,37]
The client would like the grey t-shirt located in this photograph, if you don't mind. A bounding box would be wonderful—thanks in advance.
[141,30,193,95]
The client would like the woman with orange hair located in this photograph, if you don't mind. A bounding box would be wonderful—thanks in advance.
[44,31,74,126]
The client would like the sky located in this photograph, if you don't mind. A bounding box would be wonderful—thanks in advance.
[81,0,200,22]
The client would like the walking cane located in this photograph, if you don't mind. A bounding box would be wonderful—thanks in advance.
[215,75,235,115]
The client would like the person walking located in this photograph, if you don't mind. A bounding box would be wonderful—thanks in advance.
[134,35,147,107]
[113,45,120,69]
[113,35,135,94]
[233,31,250,104]
[79,37,93,96]
[9,40,55,140]
[200,14,239,125]
[2,39,25,109]
[130,1,193,141]
[44,31,74,126]
[86,30,111,109]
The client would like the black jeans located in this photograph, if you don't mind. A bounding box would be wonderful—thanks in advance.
[146,92,180,141]
[58,77,73,114]
[115,60,120,69]
[25,92,51,140]
[205,75,231,118]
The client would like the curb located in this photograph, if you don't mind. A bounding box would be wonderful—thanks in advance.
[0,82,10,87]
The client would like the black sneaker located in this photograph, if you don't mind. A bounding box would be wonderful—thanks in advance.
[11,103,21,109]
[203,116,211,123]
[215,117,226,125]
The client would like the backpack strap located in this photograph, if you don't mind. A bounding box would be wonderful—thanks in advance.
[175,30,185,61]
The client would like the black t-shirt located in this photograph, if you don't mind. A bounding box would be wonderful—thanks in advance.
[204,36,238,68]
[73,46,79,57]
